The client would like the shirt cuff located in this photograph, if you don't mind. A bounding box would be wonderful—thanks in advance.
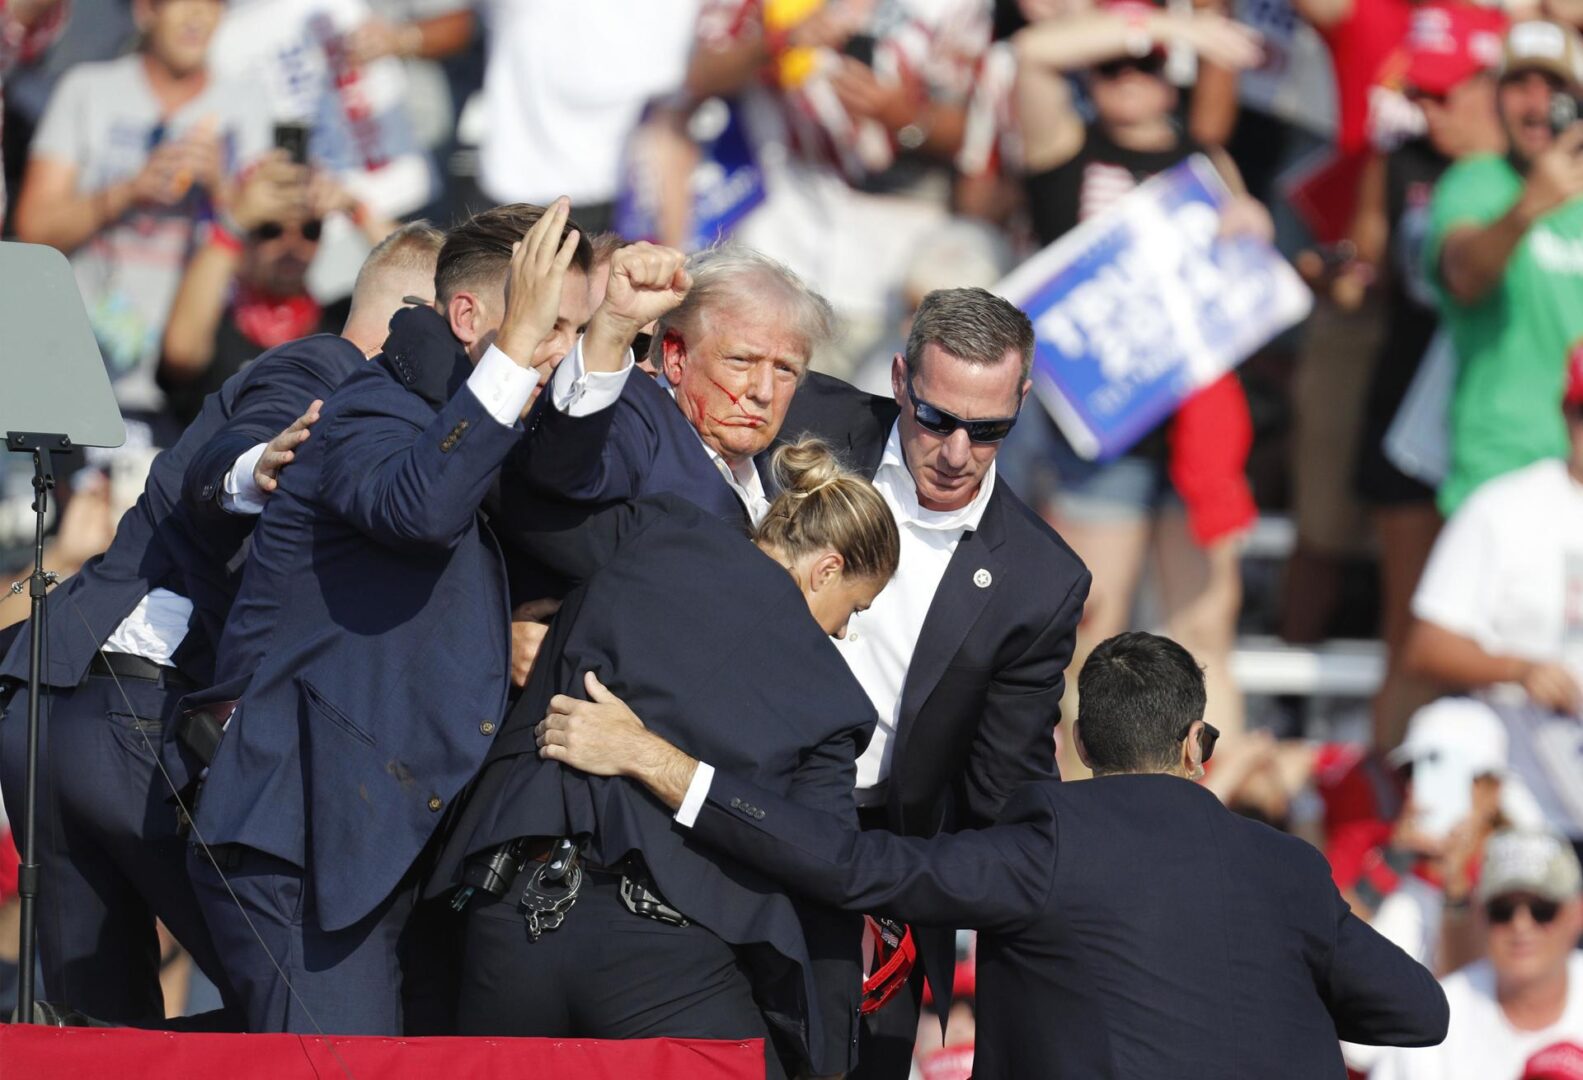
[549,335,634,417]
[468,344,543,426]
[673,761,716,829]
[220,442,270,515]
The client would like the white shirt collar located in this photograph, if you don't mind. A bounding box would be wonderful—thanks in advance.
[656,373,769,521]
[873,422,995,533]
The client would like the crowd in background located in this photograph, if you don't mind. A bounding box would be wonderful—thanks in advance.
[0,0,1582,1076]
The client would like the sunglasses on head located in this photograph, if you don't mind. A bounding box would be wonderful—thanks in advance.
[1178,720,1220,765]
[251,219,323,243]
[1486,895,1562,926]
[1095,53,1167,80]
[904,366,1021,444]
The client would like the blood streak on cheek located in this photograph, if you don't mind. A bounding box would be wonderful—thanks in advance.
[706,377,742,405]
[687,391,730,427]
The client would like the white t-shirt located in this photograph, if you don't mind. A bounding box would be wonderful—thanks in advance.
[30,56,270,413]
[1370,953,1583,1080]
[477,0,699,206]
[1412,458,1583,684]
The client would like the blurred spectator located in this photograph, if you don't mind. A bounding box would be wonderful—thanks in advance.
[348,0,474,163]
[1008,0,1266,763]
[0,0,66,227]
[684,0,992,372]
[1371,829,1583,1080]
[1430,19,1583,516]
[1402,351,1583,717]
[205,0,440,301]
[475,0,697,235]
[12,0,268,445]
[848,216,1013,396]
[157,154,396,424]
[1341,2,1505,748]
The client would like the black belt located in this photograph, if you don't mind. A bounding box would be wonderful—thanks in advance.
[89,652,192,689]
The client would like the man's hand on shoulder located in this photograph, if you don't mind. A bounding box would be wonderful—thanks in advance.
[536,670,698,809]
[494,197,582,372]
[583,243,691,373]
[254,400,323,495]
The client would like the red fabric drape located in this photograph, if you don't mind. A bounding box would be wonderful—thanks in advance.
[0,1025,765,1079]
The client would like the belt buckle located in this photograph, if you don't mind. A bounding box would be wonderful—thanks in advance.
[518,840,582,941]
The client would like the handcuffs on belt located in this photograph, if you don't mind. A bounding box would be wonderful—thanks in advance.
[453,837,689,938]
[519,837,583,942]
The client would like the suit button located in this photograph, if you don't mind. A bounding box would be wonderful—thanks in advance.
[427,796,443,812]
[730,798,742,809]
[480,720,496,735]
[754,809,765,820]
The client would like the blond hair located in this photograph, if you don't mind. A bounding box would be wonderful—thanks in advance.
[755,439,899,583]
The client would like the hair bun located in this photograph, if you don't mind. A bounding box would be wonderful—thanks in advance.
[772,438,843,497]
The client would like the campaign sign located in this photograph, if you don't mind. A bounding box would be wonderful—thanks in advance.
[996,155,1311,462]
[616,97,766,251]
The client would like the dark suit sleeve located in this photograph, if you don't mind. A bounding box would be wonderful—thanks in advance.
[960,567,1091,827]
[182,352,346,526]
[1321,884,1449,1047]
[514,386,659,504]
[692,774,1054,935]
[318,382,522,552]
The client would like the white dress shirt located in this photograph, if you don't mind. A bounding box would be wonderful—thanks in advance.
[839,423,996,801]
[653,374,771,526]
[676,421,996,825]
[107,336,632,668]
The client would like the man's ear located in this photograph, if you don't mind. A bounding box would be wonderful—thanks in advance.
[446,291,483,349]
[660,330,688,385]
[1182,719,1206,779]
[1073,720,1093,770]
[891,353,907,407]
[1020,377,1033,405]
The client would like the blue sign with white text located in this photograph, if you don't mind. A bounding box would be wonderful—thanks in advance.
[616,97,765,251]
[996,156,1311,462]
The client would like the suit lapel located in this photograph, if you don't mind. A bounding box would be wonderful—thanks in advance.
[893,488,1009,768]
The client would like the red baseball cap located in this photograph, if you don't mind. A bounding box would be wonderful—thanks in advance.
[1404,3,1506,97]
[1525,1042,1583,1080]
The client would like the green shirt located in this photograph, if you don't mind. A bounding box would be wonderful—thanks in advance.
[1427,153,1583,514]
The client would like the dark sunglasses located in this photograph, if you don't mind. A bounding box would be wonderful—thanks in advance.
[1179,720,1220,765]
[252,218,323,243]
[1487,896,1562,926]
[1095,54,1166,80]
[904,367,1021,444]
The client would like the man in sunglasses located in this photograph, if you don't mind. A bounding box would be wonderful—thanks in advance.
[1372,829,1583,1080]
[158,150,396,427]
[535,629,1450,1079]
[763,284,1091,1076]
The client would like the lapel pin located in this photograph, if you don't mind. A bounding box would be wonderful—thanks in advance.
[973,568,992,589]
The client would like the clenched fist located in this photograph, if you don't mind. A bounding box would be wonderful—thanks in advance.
[583,242,691,373]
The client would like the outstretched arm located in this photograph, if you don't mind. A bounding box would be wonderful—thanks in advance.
[537,673,1054,934]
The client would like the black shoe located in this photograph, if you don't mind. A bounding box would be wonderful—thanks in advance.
[24,1000,116,1027]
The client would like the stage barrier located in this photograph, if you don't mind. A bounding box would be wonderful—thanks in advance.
[0,1024,765,1078]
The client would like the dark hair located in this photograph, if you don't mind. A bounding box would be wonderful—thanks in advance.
[1076,632,1207,774]
[434,203,594,304]
[904,286,1035,381]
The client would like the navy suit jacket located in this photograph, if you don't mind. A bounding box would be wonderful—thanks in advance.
[693,770,1450,1080]
[0,334,365,689]
[431,492,875,1073]
[512,367,751,530]
[774,373,1092,1001]
[185,307,519,932]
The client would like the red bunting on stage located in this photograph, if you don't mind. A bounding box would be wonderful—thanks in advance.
[0,1024,765,1079]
